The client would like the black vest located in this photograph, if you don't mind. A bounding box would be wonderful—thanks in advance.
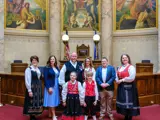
[65,61,83,83]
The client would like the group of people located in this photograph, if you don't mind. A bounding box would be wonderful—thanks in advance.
[23,52,140,120]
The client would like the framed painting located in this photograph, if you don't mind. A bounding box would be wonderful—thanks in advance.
[61,0,101,31]
[4,0,49,31]
[113,0,158,31]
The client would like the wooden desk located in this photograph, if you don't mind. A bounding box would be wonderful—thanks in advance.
[11,63,28,73]
[0,72,25,106]
[1,72,160,108]
[136,63,153,73]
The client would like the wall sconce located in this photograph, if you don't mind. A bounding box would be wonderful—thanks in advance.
[62,30,70,60]
[93,31,100,60]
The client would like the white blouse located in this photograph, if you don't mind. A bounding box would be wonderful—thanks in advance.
[116,64,136,83]
[62,80,85,104]
[83,81,99,101]
[53,67,58,74]
[25,65,41,92]
[84,67,96,81]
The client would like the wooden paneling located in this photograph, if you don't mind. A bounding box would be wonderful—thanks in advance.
[1,71,160,108]
[139,95,156,107]
[155,75,160,94]
[15,96,25,106]
[7,77,15,94]
[136,63,153,73]
[1,94,7,103]
[147,77,155,95]
[137,79,146,96]
[7,95,18,105]
[11,63,28,73]
[1,76,7,94]
[113,82,118,99]
[16,78,25,96]
[155,94,160,104]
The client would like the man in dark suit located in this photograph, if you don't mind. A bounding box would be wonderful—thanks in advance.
[96,57,116,120]
[59,52,83,86]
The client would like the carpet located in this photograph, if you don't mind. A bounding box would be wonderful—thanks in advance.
[0,104,160,120]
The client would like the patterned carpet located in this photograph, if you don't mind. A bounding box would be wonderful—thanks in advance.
[0,104,160,120]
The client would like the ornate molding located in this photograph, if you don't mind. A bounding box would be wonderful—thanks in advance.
[4,35,49,43]
[113,35,158,43]
[5,29,49,37]
[113,28,158,37]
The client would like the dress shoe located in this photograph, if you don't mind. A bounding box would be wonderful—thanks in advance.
[30,115,36,120]
[124,115,128,120]
[128,116,132,120]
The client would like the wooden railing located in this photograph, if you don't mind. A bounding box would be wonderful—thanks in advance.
[0,72,160,109]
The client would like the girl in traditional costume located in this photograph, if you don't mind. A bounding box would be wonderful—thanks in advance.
[62,72,85,120]
[83,71,98,120]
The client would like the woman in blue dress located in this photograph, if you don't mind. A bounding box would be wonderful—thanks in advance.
[43,55,60,120]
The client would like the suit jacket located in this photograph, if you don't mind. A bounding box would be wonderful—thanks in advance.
[96,65,116,91]
[44,66,60,89]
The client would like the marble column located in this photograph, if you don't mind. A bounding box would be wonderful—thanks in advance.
[49,0,61,60]
[158,0,160,72]
[0,0,4,72]
[101,0,113,63]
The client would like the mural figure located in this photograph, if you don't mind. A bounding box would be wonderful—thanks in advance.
[5,0,48,30]
[16,2,35,29]
[116,0,157,30]
[7,0,24,14]
[63,0,100,31]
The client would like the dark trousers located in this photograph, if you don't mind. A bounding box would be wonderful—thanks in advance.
[84,96,96,116]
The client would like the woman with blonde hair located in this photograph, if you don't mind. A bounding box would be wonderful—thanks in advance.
[83,57,96,81]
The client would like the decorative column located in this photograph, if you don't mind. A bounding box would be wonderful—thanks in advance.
[0,0,4,72]
[101,0,113,63]
[49,0,61,60]
[158,0,160,72]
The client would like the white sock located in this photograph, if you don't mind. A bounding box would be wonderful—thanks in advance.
[53,116,57,120]
[84,115,88,120]
[92,115,97,120]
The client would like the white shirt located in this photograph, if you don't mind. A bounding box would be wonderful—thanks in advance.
[84,67,96,81]
[53,67,58,74]
[102,67,107,83]
[116,64,136,83]
[25,65,41,92]
[62,80,85,104]
[83,81,99,101]
[59,60,78,86]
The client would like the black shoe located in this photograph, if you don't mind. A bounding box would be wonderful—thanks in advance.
[128,116,132,120]
[124,115,128,120]
[30,115,37,120]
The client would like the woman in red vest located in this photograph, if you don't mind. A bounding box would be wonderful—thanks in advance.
[116,54,140,120]
[83,71,98,120]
